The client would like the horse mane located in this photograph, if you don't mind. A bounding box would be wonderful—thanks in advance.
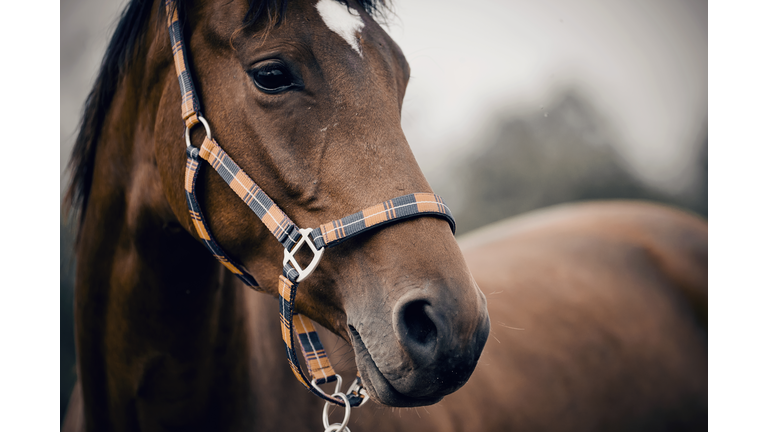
[64,0,387,236]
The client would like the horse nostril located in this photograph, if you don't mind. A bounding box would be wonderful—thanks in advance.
[397,300,439,358]
[386,293,487,399]
[403,301,437,345]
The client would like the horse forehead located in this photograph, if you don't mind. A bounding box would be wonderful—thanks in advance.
[315,0,365,56]
[293,0,391,59]
[201,0,387,57]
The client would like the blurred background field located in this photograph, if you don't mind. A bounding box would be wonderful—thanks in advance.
[60,0,707,422]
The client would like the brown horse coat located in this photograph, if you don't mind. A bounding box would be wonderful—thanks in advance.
[63,0,706,430]
[436,201,707,431]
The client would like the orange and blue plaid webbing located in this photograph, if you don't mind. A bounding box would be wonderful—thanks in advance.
[185,146,259,287]
[166,0,201,129]
[278,267,352,404]
[311,193,454,249]
[198,137,301,249]
[277,265,366,407]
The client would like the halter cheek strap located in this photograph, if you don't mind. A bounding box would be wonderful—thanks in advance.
[167,0,456,408]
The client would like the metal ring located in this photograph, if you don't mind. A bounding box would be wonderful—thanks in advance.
[322,392,351,432]
[185,115,212,148]
[346,377,370,407]
[324,424,351,432]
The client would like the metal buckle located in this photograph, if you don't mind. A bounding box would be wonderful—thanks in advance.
[283,228,325,282]
[185,115,212,148]
[346,376,370,407]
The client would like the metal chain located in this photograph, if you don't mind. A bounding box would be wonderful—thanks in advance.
[319,377,353,432]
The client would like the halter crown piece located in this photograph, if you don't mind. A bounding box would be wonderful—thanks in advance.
[166,0,456,409]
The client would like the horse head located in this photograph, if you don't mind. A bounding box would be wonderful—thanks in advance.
[149,0,489,407]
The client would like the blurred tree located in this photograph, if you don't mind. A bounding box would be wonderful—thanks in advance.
[429,90,707,235]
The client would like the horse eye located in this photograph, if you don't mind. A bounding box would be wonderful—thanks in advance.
[251,62,300,94]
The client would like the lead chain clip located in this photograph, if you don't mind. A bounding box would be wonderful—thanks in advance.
[318,376,352,432]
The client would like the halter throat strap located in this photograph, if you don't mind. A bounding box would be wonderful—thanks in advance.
[167,0,456,407]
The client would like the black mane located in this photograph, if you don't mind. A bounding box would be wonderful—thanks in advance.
[64,0,387,233]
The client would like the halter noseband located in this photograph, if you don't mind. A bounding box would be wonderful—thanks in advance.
[166,1,456,408]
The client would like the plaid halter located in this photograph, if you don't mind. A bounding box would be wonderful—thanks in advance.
[166,0,455,407]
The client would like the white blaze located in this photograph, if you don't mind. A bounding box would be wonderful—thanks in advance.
[316,0,365,56]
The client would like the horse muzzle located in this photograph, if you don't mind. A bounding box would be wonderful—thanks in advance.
[348,284,491,407]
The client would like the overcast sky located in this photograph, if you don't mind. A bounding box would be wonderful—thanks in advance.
[61,0,706,193]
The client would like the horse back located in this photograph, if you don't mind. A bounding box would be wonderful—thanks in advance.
[447,200,707,431]
[461,200,707,325]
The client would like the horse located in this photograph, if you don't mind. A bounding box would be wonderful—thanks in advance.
[62,0,707,430]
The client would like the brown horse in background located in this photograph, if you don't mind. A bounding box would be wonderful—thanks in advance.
[63,0,707,430]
